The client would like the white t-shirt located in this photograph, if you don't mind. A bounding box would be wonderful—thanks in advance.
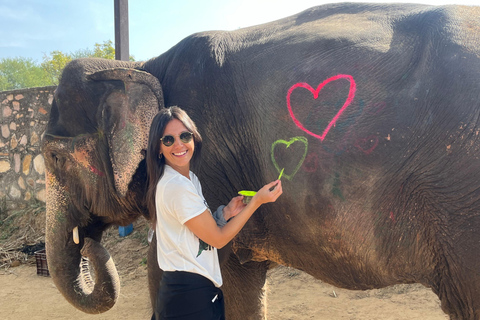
[155,165,222,287]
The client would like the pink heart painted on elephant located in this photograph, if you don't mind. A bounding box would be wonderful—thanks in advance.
[287,74,356,141]
[354,135,379,155]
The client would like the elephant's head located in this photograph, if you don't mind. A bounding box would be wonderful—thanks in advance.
[42,58,162,313]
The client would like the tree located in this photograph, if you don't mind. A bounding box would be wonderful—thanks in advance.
[41,51,72,86]
[39,40,134,86]
[0,40,136,90]
[0,57,53,91]
[92,40,116,60]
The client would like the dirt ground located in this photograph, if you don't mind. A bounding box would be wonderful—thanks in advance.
[0,208,449,320]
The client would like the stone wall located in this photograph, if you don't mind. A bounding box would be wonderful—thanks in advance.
[0,86,56,207]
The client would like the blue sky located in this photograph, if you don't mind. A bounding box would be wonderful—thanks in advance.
[0,0,477,62]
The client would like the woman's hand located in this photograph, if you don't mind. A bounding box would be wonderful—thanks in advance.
[223,195,246,220]
[253,180,283,205]
[185,180,282,249]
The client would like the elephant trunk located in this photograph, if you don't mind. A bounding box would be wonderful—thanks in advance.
[45,171,120,313]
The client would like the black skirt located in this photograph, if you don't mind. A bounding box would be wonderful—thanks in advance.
[152,271,225,320]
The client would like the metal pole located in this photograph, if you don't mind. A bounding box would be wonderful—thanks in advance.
[114,0,129,61]
[114,0,133,237]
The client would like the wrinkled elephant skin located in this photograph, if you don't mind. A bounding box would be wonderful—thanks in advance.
[43,61,161,313]
[43,3,480,320]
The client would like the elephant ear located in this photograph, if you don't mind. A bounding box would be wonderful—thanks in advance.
[87,68,163,197]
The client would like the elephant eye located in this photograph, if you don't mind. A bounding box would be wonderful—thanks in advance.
[50,152,59,164]
[49,152,67,169]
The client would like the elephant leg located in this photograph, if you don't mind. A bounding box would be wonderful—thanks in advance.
[431,233,480,320]
[221,254,271,320]
[147,232,163,315]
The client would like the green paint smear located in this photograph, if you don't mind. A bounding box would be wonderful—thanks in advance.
[332,187,345,201]
[332,172,345,201]
[238,190,257,197]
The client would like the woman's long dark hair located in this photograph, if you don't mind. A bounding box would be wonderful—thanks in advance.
[146,106,202,224]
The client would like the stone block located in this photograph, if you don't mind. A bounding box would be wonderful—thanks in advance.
[18,176,25,189]
[3,106,12,117]
[33,154,45,175]
[2,124,10,138]
[35,188,46,202]
[31,132,39,145]
[14,153,20,173]
[20,135,27,145]
[0,160,11,173]
[23,154,32,175]
[9,186,21,199]
[10,134,17,149]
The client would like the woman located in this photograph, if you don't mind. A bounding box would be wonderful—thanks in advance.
[146,106,282,320]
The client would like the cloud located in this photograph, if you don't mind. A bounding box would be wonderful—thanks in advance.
[0,3,43,23]
[0,39,27,49]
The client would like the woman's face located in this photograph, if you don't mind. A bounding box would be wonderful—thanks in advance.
[159,119,195,174]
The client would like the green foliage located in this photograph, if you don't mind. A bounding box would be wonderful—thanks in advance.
[28,197,46,216]
[0,57,53,90]
[0,197,16,241]
[0,218,18,241]
[92,40,116,60]
[69,40,135,61]
[0,40,135,90]
[41,50,72,86]
[0,197,7,219]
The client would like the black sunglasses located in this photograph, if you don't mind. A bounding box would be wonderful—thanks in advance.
[160,131,193,147]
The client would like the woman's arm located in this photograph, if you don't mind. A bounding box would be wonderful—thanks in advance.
[185,180,282,249]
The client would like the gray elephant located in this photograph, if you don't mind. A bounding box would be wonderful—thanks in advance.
[42,3,480,319]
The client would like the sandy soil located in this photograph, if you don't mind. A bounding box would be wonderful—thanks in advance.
[0,212,449,320]
[0,262,449,320]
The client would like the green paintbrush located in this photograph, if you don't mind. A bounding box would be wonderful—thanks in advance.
[238,168,284,203]
[277,168,284,180]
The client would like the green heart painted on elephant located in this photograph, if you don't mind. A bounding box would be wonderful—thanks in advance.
[271,137,308,181]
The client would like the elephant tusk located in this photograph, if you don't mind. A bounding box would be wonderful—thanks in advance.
[73,226,80,244]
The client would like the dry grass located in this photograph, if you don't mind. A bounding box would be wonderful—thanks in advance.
[0,200,46,271]
[0,199,150,273]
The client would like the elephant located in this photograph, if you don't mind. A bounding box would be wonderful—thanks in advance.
[42,3,480,319]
